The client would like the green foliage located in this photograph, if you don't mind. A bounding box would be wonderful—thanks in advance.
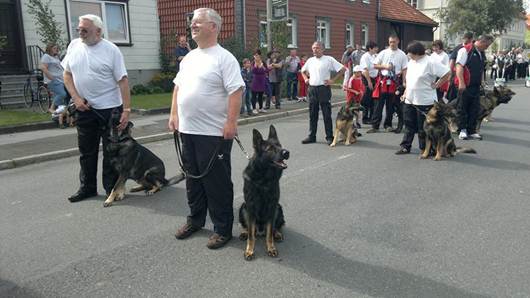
[220,36,253,64]
[148,72,176,93]
[438,0,525,37]
[159,33,173,73]
[131,84,152,95]
[26,0,65,49]
[270,21,290,56]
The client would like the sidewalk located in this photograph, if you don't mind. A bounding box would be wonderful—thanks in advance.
[0,89,346,170]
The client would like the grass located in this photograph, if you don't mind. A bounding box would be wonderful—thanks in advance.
[0,109,51,127]
[131,92,172,109]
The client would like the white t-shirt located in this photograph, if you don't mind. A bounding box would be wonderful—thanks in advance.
[41,54,64,83]
[301,55,344,86]
[359,52,378,78]
[62,38,127,109]
[173,44,245,136]
[373,48,408,76]
[455,46,483,66]
[404,55,450,105]
[431,51,449,66]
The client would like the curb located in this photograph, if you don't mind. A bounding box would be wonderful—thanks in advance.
[0,121,57,135]
[0,101,345,171]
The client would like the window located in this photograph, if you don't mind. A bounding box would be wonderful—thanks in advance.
[361,24,368,48]
[316,19,330,49]
[259,20,268,48]
[407,0,418,8]
[362,0,370,3]
[68,0,130,44]
[345,23,354,47]
[287,17,298,48]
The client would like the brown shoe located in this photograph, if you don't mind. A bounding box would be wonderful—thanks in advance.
[206,233,232,249]
[175,223,201,240]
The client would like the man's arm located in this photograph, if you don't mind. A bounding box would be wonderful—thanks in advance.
[168,85,179,132]
[117,76,131,130]
[455,64,466,91]
[223,87,243,139]
[325,66,347,86]
[362,69,373,90]
[63,70,89,111]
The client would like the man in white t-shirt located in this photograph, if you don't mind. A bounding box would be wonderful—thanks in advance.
[368,35,408,134]
[301,41,347,145]
[62,14,131,203]
[168,8,244,249]
[431,40,449,101]
[359,41,379,124]
[395,41,450,155]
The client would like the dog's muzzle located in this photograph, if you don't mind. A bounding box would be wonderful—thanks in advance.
[273,149,290,169]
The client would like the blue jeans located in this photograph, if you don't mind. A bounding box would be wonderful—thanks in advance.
[48,79,67,106]
[240,87,252,114]
[286,71,298,99]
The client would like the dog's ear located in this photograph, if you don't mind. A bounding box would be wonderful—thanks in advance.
[127,121,134,129]
[493,86,500,95]
[268,125,278,141]
[253,129,263,149]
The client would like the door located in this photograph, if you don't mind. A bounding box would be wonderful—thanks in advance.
[0,0,25,73]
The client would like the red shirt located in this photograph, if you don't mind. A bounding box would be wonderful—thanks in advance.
[346,76,365,104]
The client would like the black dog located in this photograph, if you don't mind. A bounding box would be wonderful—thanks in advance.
[104,110,184,207]
[239,125,288,260]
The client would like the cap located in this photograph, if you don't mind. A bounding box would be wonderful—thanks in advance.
[353,65,363,72]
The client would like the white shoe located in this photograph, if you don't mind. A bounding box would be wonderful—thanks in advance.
[259,109,267,113]
[252,109,259,115]
[458,130,468,140]
[469,133,482,140]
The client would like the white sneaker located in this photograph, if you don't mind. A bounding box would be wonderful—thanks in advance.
[252,109,259,115]
[458,130,468,140]
[469,133,482,140]
[259,109,267,113]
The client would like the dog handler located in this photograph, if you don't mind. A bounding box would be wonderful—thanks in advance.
[62,14,130,202]
[301,41,347,145]
[395,41,450,155]
[168,8,245,249]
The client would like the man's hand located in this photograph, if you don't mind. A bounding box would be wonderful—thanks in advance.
[324,79,333,86]
[223,121,237,140]
[118,111,129,130]
[168,115,179,132]
[458,81,466,91]
[74,97,90,111]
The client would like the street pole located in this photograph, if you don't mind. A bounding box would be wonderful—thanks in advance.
[267,0,272,50]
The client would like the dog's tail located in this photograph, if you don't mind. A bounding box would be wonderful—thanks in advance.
[165,172,186,186]
[456,147,477,154]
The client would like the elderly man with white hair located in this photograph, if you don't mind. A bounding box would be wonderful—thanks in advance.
[62,14,131,203]
[168,8,244,249]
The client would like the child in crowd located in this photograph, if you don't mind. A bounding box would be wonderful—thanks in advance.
[344,65,366,128]
[297,54,308,102]
[240,58,253,116]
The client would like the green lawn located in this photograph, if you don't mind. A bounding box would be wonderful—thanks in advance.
[0,109,51,127]
[131,92,172,109]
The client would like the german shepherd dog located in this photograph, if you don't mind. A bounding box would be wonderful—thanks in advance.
[239,125,288,260]
[448,86,515,133]
[422,101,476,161]
[330,102,361,147]
[104,110,184,207]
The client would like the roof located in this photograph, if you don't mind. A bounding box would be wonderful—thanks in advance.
[379,0,438,27]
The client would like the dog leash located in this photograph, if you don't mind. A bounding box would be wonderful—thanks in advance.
[234,135,250,160]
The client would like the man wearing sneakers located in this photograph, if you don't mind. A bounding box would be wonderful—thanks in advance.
[301,41,347,145]
[367,35,408,134]
[168,8,245,249]
[455,34,494,141]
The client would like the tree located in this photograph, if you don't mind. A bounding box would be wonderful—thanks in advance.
[438,0,525,36]
[26,0,65,49]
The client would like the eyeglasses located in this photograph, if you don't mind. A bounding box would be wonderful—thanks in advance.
[190,20,215,27]
[76,28,89,34]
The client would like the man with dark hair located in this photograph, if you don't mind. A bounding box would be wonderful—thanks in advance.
[359,41,379,123]
[455,34,494,141]
[175,35,191,73]
[446,32,474,101]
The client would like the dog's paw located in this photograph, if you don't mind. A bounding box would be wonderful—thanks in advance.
[239,232,248,241]
[244,251,255,261]
[329,143,336,147]
[273,231,284,242]
[419,154,429,160]
[115,194,125,201]
[433,156,442,161]
[267,247,278,257]
[103,201,112,207]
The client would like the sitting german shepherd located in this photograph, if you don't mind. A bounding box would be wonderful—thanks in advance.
[330,102,361,147]
[448,86,514,133]
[239,125,288,260]
[422,101,476,161]
[104,111,184,207]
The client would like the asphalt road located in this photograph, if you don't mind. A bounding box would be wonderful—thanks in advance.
[1,84,529,297]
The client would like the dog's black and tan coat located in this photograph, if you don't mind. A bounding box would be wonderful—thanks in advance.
[239,125,288,260]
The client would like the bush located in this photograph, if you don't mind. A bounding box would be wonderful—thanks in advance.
[148,72,176,93]
[131,84,152,95]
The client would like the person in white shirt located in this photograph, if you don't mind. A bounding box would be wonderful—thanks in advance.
[168,8,245,249]
[359,41,379,124]
[368,35,408,134]
[39,43,68,113]
[431,40,449,101]
[62,14,131,203]
[395,41,450,155]
[301,41,347,145]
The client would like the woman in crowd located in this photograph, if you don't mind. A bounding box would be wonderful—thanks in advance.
[250,49,268,114]
[39,43,68,113]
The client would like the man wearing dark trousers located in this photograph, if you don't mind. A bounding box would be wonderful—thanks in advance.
[359,41,379,124]
[301,41,346,145]
[62,14,130,202]
[168,8,244,250]
[368,35,408,134]
[455,34,494,141]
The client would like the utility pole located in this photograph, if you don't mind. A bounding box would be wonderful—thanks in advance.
[267,0,272,50]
